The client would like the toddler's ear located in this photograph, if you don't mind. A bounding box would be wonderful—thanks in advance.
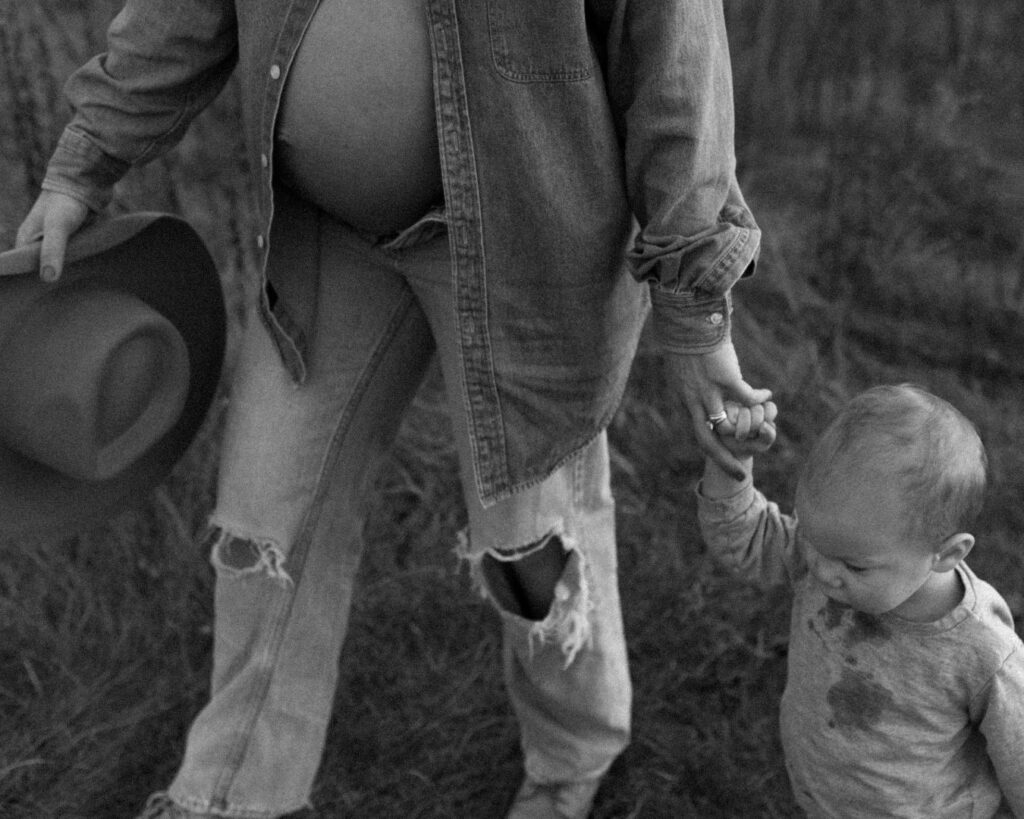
[933,533,974,572]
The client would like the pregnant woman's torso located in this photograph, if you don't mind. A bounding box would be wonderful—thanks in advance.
[275,0,443,234]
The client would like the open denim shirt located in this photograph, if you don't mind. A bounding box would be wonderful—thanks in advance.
[43,0,761,507]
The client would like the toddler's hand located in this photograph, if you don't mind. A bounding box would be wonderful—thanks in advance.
[713,400,777,458]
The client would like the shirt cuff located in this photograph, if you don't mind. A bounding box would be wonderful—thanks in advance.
[629,219,760,295]
[695,472,755,510]
[649,287,733,354]
[41,127,129,213]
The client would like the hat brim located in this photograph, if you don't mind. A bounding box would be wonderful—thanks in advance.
[0,213,226,539]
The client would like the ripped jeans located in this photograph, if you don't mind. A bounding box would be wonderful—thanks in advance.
[164,194,632,818]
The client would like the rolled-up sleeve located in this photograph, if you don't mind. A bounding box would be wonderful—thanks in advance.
[42,0,239,211]
[592,0,761,353]
[42,128,132,213]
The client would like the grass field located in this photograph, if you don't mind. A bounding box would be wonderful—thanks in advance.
[1,1,1022,817]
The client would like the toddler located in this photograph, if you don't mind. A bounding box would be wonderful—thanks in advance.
[698,384,1024,817]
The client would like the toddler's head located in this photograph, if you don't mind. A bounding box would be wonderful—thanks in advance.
[794,384,987,617]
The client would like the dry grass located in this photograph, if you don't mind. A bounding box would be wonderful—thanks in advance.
[0,1,1022,817]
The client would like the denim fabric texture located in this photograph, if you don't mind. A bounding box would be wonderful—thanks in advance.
[155,197,631,817]
[40,3,760,815]
[43,0,761,507]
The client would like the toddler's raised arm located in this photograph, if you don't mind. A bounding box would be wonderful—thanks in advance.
[701,400,776,498]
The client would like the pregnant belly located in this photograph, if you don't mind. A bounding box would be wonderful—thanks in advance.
[275,0,443,234]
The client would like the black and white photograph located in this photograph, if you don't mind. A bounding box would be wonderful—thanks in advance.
[0,2,1021,817]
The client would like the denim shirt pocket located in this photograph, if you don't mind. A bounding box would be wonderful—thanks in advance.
[486,0,593,82]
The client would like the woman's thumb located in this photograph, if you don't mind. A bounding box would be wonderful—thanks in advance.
[729,380,772,406]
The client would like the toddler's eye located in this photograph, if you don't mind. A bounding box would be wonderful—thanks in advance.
[844,564,868,574]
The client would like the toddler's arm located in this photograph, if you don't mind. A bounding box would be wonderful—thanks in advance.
[696,400,800,586]
[701,400,777,499]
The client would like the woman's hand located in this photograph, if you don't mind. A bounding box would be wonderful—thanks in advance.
[14,191,91,282]
[664,339,772,480]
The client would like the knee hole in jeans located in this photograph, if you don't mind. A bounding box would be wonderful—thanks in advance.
[457,529,594,667]
[206,525,293,586]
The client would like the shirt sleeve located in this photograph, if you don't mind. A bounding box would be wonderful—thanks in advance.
[973,645,1024,816]
[41,0,239,212]
[695,476,802,587]
[589,0,761,353]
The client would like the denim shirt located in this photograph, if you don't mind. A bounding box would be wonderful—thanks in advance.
[42,0,761,506]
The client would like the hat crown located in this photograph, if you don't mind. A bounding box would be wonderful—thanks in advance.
[0,212,226,539]
[0,288,190,482]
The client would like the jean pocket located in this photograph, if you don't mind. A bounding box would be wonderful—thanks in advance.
[487,0,593,83]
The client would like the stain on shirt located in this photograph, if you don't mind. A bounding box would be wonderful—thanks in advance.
[827,666,896,731]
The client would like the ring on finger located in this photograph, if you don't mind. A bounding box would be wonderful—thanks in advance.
[706,410,728,431]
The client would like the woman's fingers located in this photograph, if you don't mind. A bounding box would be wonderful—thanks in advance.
[13,192,89,282]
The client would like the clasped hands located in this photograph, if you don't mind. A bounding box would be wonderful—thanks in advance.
[707,399,778,459]
[664,339,776,476]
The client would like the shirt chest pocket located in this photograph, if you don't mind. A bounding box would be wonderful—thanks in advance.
[487,0,593,83]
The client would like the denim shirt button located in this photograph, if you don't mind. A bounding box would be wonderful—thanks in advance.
[256,233,265,249]
[707,312,724,326]
[269,64,281,80]
[260,153,269,169]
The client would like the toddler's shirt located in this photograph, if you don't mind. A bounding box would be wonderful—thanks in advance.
[697,478,1024,818]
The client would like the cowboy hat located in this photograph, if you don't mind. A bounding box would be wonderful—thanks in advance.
[0,212,226,538]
